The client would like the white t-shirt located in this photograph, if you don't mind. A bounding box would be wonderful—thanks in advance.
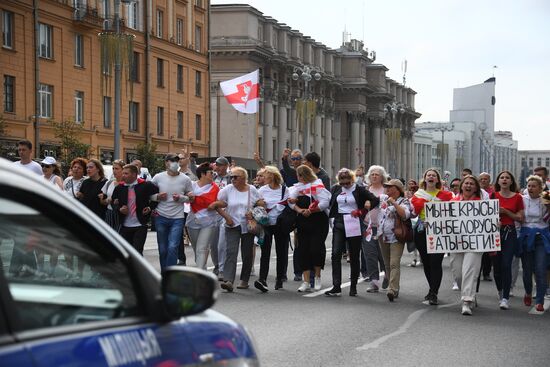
[259,184,289,226]
[14,160,43,175]
[217,184,262,232]
[101,179,119,210]
[288,179,331,212]
[152,171,193,219]
[63,176,86,199]
[337,184,359,214]
[365,185,384,227]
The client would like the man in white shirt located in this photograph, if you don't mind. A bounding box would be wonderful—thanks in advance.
[151,154,194,270]
[13,139,42,175]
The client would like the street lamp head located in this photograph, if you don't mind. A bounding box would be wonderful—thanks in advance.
[303,73,312,82]
[292,72,299,81]
[314,73,321,81]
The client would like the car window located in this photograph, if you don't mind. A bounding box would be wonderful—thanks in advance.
[0,196,142,332]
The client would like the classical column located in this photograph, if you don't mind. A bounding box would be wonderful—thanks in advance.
[400,129,407,178]
[373,120,381,165]
[359,114,366,168]
[408,133,414,179]
[379,122,386,169]
[314,113,322,154]
[290,100,298,149]
[324,114,333,175]
[278,102,288,159]
[351,112,361,169]
[333,112,341,172]
[263,96,274,163]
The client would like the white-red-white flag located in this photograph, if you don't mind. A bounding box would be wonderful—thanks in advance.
[220,70,259,114]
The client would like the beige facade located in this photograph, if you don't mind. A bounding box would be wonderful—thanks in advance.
[210,4,421,178]
[0,0,209,164]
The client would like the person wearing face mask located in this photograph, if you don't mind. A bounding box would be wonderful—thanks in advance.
[151,154,194,271]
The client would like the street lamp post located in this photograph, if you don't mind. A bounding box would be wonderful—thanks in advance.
[434,122,454,174]
[479,122,487,174]
[292,66,321,152]
[384,102,405,177]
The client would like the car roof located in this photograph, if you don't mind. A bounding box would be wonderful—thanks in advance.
[0,158,159,278]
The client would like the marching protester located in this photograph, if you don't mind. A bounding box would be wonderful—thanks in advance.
[111,164,159,254]
[449,178,461,196]
[378,179,412,302]
[289,165,331,292]
[304,152,331,188]
[63,158,88,199]
[186,162,220,270]
[100,159,125,231]
[211,156,232,280]
[14,139,42,175]
[151,154,194,271]
[450,175,484,315]
[78,159,108,220]
[362,165,388,292]
[411,168,454,305]
[478,172,494,281]
[210,167,264,292]
[355,165,366,186]
[518,175,549,313]
[492,170,524,310]
[325,168,379,297]
[255,166,290,292]
[41,156,63,190]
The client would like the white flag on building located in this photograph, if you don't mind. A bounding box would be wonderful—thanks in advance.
[220,70,259,114]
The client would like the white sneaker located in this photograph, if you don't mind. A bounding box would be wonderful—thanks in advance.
[452,281,459,291]
[314,277,322,291]
[298,282,310,292]
[499,298,509,310]
[462,302,472,316]
[509,288,514,297]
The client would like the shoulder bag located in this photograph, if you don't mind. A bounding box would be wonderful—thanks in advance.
[392,198,413,243]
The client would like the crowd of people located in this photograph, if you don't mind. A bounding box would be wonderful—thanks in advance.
[12,139,550,316]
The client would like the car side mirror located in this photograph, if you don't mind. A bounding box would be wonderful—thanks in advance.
[161,267,219,318]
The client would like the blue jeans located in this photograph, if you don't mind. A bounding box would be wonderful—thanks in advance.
[155,215,185,271]
[522,235,548,305]
[492,226,517,300]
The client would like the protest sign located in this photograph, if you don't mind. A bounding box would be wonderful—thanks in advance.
[424,199,501,254]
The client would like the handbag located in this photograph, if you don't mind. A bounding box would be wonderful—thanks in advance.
[392,199,413,243]
[276,186,297,234]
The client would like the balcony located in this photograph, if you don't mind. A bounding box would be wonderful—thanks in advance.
[73,5,104,29]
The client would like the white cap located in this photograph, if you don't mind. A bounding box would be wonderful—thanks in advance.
[41,156,57,165]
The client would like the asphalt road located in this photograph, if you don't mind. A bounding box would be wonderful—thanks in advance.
[143,231,550,367]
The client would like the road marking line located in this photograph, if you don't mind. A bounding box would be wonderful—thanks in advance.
[356,302,458,351]
[303,278,367,297]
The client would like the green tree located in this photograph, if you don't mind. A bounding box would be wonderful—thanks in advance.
[49,118,93,175]
[135,142,164,175]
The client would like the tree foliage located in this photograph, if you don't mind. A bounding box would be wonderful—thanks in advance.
[135,142,164,175]
[49,118,93,175]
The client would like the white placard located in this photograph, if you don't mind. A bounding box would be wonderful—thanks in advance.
[424,199,501,253]
[343,214,362,238]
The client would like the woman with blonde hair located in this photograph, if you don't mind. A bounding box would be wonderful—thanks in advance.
[100,159,125,231]
[254,166,290,291]
[210,166,264,292]
[288,165,331,292]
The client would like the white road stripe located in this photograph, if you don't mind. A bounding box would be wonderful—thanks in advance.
[303,278,367,297]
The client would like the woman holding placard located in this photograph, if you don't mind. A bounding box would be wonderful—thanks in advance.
[411,168,454,305]
[518,175,549,313]
[492,170,524,310]
[325,169,379,297]
[450,175,484,315]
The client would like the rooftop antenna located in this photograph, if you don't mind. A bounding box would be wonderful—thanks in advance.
[362,1,365,43]
[492,65,497,77]
[401,59,408,86]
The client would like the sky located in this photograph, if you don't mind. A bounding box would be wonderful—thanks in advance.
[212,0,550,150]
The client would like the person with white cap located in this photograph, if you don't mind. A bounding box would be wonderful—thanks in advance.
[41,156,63,190]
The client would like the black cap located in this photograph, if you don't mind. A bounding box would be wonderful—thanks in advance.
[165,153,179,162]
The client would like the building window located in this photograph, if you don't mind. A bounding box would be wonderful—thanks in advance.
[177,111,183,139]
[156,9,163,38]
[39,23,53,59]
[128,1,138,30]
[129,101,139,131]
[156,58,164,87]
[177,64,183,92]
[529,157,533,168]
[194,24,201,52]
[157,107,164,135]
[195,70,201,96]
[131,52,139,82]
[195,114,201,140]
[176,18,184,46]
[74,34,84,67]
[103,96,111,128]
[195,0,203,8]
[75,91,84,123]
[2,10,14,49]
[38,84,52,118]
[537,157,542,167]
[3,75,14,113]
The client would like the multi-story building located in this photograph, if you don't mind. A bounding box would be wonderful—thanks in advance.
[0,0,209,164]
[518,150,550,186]
[493,130,518,179]
[209,4,420,178]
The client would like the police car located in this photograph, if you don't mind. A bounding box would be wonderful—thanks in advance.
[0,158,259,366]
